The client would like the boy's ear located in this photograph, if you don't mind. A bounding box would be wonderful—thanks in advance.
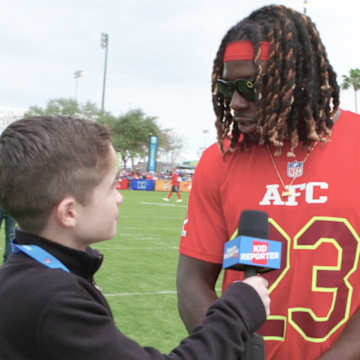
[56,197,77,228]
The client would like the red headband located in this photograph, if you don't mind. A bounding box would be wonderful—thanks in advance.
[223,41,270,62]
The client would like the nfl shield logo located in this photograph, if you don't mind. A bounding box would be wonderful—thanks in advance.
[287,160,303,178]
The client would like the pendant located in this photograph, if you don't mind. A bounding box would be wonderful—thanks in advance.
[282,186,293,197]
[287,160,303,178]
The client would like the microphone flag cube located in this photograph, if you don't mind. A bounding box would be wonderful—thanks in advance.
[223,235,282,273]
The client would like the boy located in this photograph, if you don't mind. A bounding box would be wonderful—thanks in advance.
[0,116,269,359]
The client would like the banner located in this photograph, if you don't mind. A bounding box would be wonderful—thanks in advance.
[130,179,155,191]
[155,180,171,192]
[147,135,158,173]
[116,178,129,190]
[180,181,192,193]
[154,180,192,193]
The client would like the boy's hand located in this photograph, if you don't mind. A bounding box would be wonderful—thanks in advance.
[243,276,270,316]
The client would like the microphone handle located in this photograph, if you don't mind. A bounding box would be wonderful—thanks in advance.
[245,267,258,278]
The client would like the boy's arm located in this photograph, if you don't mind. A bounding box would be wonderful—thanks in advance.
[39,280,268,359]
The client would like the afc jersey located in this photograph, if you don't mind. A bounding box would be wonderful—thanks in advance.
[179,110,360,359]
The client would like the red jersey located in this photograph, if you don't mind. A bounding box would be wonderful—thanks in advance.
[171,172,180,187]
[179,110,360,359]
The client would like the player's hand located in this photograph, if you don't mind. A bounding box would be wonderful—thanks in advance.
[243,276,270,316]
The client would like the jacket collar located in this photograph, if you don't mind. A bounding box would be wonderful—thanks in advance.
[14,229,103,281]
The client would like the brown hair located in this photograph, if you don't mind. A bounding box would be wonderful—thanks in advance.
[212,5,339,156]
[0,116,112,234]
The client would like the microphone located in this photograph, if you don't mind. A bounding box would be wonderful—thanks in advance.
[222,210,281,276]
[222,210,282,360]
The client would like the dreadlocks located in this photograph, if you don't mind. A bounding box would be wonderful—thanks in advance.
[212,5,340,156]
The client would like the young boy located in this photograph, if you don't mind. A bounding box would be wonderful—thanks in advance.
[0,116,269,359]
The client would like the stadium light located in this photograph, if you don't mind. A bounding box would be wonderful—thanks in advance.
[100,33,109,113]
[73,70,83,102]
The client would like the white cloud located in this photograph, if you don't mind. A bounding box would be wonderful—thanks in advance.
[1,0,359,159]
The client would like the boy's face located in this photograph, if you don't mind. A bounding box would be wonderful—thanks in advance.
[73,144,123,247]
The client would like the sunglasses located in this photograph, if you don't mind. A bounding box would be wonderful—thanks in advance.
[216,78,256,102]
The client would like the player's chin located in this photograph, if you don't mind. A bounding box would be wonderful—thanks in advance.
[243,131,261,144]
[237,123,257,133]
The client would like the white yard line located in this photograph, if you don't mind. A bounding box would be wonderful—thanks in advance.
[141,201,187,208]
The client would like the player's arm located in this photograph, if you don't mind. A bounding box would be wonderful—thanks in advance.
[176,254,222,333]
[317,309,360,360]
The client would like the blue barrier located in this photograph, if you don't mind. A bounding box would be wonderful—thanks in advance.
[130,179,155,191]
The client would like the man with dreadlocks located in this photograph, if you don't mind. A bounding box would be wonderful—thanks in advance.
[176,4,360,360]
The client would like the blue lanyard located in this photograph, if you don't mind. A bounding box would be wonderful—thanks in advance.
[13,243,70,273]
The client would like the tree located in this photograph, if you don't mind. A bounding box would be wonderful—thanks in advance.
[100,109,184,170]
[100,109,164,169]
[24,98,184,170]
[24,98,104,121]
[158,128,184,168]
[341,68,360,113]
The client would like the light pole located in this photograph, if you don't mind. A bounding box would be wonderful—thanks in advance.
[304,0,308,14]
[100,32,109,113]
[203,129,209,149]
[73,70,83,102]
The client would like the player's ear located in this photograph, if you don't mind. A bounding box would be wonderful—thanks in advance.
[56,196,77,228]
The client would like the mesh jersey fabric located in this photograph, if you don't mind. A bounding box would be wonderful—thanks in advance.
[179,109,360,359]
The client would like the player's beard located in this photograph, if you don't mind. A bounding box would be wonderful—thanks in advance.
[243,129,261,145]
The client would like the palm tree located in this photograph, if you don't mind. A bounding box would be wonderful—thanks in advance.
[341,68,360,113]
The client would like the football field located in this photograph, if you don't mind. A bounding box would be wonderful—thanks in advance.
[94,189,189,352]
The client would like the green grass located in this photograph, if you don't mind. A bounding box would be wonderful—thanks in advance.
[93,190,189,353]
[0,190,224,354]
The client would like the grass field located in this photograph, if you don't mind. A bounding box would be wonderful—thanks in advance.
[0,189,224,354]
[94,189,189,352]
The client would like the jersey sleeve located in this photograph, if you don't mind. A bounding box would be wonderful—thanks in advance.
[179,144,229,264]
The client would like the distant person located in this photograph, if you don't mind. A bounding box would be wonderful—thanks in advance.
[0,116,269,359]
[0,209,16,263]
[176,4,360,359]
[131,171,139,179]
[163,168,182,202]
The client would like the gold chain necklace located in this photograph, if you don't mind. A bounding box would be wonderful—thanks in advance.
[266,142,318,197]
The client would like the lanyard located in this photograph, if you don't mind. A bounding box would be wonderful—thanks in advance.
[13,243,70,273]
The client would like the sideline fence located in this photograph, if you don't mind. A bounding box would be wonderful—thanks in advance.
[117,178,192,193]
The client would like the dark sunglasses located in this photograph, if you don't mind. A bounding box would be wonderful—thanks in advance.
[216,78,256,102]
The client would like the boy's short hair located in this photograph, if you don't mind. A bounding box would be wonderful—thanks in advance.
[0,116,112,234]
